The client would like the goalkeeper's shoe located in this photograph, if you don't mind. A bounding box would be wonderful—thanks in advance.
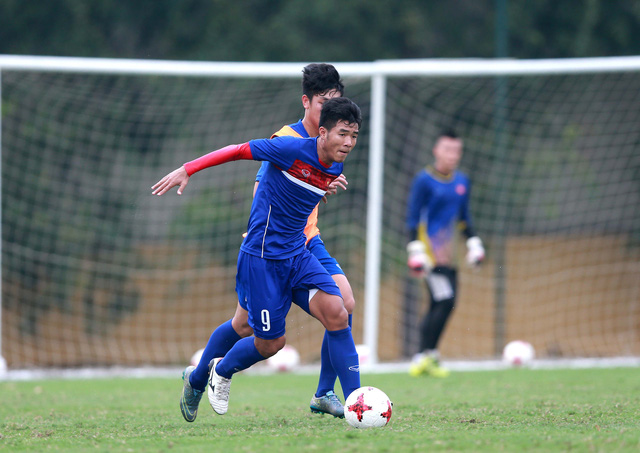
[180,366,204,422]
[310,390,345,418]
[409,356,451,378]
[207,358,231,415]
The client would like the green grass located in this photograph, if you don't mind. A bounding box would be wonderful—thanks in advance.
[1,367,639,452]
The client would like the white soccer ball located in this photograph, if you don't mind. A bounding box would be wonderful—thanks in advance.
[190,348,204,367]
[502,340,535,367]
[344,386,393,429]
[267,344,300,372]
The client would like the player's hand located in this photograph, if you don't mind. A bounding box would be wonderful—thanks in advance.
[406,240,433,278]
[466,236,485,268]
[322,174,348,203]
[152,166,190,196]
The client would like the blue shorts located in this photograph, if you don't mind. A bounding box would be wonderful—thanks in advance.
[307,235,344,276]
[291,235,344,314]
[236,249,341,339]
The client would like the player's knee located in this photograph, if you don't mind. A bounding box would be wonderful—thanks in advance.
[254,336,286,358]
[310,292,349,330]
[342,293,355,315]
[322,297,349,330]
[333,274,355,314]
[231,317,253,338]
[231,304,253,337]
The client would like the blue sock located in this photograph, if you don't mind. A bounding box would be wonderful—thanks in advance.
[190,319,241,391]
[315,331,336,397]
[315,314,353,398]
[326,327,360,401]
[215,336,266,379]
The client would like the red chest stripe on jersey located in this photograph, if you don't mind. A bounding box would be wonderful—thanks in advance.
[287,160,335,191]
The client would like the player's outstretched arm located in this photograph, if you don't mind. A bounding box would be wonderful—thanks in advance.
[152,166,190,196]
[152,142,254,197]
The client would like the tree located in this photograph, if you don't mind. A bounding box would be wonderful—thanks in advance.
[2,0,639,61]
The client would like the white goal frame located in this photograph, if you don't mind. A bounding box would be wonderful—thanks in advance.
[1,54,640,368]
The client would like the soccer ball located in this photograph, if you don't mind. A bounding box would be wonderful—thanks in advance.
[502,340,535,367]
[190,348,205,367]
[266,344,300,372]
[344,386,393,429]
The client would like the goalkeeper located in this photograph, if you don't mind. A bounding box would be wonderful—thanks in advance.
[405,128,485,378]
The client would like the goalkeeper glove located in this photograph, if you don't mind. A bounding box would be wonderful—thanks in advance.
[406,240,433,278]
[466,236,485,267]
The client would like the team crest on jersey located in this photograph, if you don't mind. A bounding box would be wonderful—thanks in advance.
[456,184,466,195]
[287,159,335,191]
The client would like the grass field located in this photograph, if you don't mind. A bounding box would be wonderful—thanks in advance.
[1,366,639,452]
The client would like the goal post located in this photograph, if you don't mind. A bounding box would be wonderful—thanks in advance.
[0,69,4,374]
[1,54,640,370]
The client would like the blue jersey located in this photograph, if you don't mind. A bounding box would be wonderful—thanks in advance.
[241,135,342,259]
[255,120,309,182]
[406,167,474,265]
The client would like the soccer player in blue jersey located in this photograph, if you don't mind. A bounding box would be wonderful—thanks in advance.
[152,97,362,418]
[166,64,355,422]
[254,64,357,418]
[405,128,485,378]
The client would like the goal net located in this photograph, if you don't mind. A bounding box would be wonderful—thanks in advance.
[1,56,639,369]
[381,63,640,361]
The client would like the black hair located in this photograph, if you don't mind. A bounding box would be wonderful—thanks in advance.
[302,63,344,99]
[439,127,459,139]
[319,97,362,131]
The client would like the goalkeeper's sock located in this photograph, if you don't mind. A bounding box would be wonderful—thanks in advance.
[190,320,241,391]
[214,337,265,379]
[315,314,352,397]
[326,326,360,401]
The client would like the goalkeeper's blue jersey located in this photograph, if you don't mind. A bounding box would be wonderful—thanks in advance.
[241,135,342,259]
[406,167,474,264]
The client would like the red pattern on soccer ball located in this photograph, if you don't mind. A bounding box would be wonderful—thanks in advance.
[380,400,393,422]
[347,392,373,422]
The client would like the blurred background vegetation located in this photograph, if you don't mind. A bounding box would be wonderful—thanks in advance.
[1,0,640,61]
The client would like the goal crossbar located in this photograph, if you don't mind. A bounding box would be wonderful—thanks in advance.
[2,54,640,77]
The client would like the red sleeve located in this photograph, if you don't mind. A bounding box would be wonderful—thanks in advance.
[183,142,253,176]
